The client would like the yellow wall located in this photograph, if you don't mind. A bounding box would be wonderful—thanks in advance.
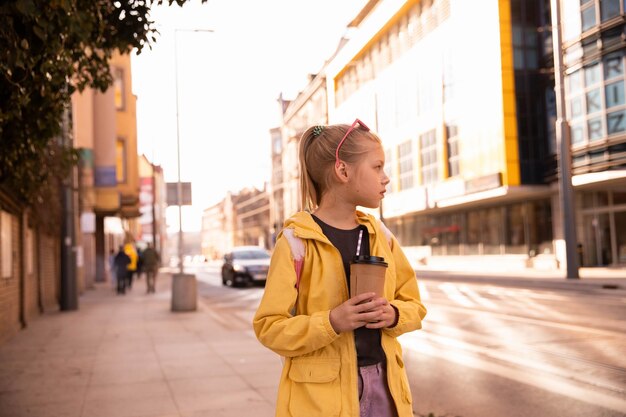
[498,0,521,186]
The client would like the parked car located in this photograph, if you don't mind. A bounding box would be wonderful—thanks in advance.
[221,246,271,287]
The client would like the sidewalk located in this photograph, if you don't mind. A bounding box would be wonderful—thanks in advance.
[0,274,280,417]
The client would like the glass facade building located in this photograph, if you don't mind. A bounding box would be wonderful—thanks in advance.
[562,0,626,266]
[322,0,626,268]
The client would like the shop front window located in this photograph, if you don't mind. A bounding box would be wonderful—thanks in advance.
[615,211,626,263]
[466,211,481,255]
[505,203,526,254]
[397,140,414,191]
[613,190,626,205]
[530,200,553,255]
[483,207,503,254]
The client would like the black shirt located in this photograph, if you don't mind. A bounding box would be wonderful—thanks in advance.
[312,214,385,366]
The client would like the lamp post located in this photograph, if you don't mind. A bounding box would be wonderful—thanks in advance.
[550,0,579,279]
[173,28,214,274]
[170,27,213,312]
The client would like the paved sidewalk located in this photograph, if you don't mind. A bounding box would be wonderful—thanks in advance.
[0,274,280,417]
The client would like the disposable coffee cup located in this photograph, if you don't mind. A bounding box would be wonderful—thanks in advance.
[349,255,388,299]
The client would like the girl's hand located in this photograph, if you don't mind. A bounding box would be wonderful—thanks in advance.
[364,297,397,329]
[329,293,389,333]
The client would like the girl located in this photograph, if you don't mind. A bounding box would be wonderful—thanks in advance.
[253,120,427,417]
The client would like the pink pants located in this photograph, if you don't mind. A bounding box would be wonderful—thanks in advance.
[357,362,398,417]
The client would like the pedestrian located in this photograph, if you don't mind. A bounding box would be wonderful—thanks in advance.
[113,245,131,295]
[136,247,144,280]
[141,243,160,293]
[253,120,427,417]
[124,242,138,290]
[108,248,116,290]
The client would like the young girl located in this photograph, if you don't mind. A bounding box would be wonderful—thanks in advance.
[253,120,427,417]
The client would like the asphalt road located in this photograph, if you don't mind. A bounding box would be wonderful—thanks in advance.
[190,265,626,417]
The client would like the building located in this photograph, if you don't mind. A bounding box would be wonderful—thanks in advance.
[273,0,625,270]
[0,51,142,341]
[559,0,626,266]
[201,186,270,259]
[72,51,142,285]
[269,39,351,239]
[269,126,285,242]
[137,154,167,255]
[201,197,233,260]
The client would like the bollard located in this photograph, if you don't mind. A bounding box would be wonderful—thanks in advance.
[171,273,197,312]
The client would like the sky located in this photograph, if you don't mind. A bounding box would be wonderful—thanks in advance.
[131,0,368,232]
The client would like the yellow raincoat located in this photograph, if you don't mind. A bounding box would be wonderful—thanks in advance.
[253,211,427,417]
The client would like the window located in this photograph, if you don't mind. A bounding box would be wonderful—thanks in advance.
[26,228,33,275]
[420,129,438,185]
[605,81,625,108]
[586,88,602,113]
[588,116,604,140]
[566,51,626,145]
[572,122,585,144]
[273,136,282,155]
[581,2,597,31]
[607,109,626,134]
[505,203,526,254]
[384,148,393,193]
[600,0,621,21]
[116,138,127,183]
[446,124,460,177]
[397,140,414,191]
[604,52,624,80]
[113,67,125,111]
[1,211,12,278]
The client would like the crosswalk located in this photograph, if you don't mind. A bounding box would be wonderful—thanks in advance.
[197,271,625,325]
[195,272,626,414]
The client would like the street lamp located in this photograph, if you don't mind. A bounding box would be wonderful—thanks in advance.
[173,28,214,274]
[550,0,579,279]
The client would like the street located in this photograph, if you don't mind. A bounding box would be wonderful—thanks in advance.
[192,264,626,417]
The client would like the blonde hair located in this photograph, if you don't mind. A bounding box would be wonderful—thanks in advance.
[299,123,382,211]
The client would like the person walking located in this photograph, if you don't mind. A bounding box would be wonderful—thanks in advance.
[136,247,144,281]
[113,245,131,295]
[123,242,138,290]
[141,243,160,294]
[108,248,116,291]
[253,121,427,417]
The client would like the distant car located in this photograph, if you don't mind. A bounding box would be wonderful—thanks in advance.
[221,246,271,287]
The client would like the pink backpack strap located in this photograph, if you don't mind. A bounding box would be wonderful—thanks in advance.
[378,219,394,249]
[282,228,305,289]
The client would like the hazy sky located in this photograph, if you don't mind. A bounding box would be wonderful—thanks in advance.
[131,0,367,232]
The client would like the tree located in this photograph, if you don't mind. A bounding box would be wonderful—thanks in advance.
[0,0,203,210]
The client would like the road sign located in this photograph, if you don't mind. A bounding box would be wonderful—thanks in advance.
[166,182,192,206]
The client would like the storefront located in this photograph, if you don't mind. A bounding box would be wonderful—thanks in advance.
[385,198,554,259]
[579,189,626,266]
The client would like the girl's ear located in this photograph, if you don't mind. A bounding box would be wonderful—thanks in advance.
[334,161,350,183]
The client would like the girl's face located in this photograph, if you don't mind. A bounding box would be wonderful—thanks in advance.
[347,142,390,208]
